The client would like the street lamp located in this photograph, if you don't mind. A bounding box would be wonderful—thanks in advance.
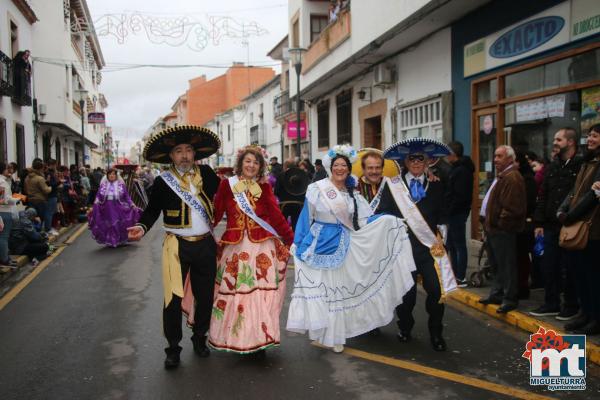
[115,140,120,165]
[289,47,307,159]
[75,88,88,167]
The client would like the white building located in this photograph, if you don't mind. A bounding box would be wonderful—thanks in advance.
[211,105,247,167]
[0,0,37,168]
[242,74,284,161]
[31,0,107,168]
[288,0,488,160]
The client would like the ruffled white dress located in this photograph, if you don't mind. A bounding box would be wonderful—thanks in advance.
[286,183,416,347]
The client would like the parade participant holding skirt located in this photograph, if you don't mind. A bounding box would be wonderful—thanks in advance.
[127,125,221,369]
[208,146,294,354]
[88,168,142,247]
[286,145,416,353]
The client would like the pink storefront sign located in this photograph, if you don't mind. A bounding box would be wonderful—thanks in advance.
[286,120,307,139]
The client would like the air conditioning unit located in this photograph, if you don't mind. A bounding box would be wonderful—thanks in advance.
[373,64,393,86]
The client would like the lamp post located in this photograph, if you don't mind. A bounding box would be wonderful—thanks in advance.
[75,88,88,167]
[289,47,307,159]
[115,140,120,165]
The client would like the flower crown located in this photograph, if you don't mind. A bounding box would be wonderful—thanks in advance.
[323,144,358,170]
[236,145,270,162]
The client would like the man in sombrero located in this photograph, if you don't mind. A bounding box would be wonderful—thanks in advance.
[375,138,457,352]
[127,125,221,369]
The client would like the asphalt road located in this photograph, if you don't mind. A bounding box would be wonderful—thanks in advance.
[1,225,599,400]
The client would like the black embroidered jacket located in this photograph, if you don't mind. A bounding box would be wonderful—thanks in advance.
[137,165,220,233]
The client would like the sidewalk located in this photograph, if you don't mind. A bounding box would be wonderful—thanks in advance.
[449,239,600,365]
[0,224,83,297]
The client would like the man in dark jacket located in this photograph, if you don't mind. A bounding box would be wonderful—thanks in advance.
[479,145,526,313]
[445,141,474,287]
[530,128,582,320]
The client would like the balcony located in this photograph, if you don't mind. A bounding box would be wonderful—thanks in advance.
[273,90,304,121]
[302,8,351,73]
[0,50,12,97]
[11,57,32,106]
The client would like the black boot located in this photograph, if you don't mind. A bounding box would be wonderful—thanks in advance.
[191,335,210,357]
[164,345,182,369]
[565,314,589,332]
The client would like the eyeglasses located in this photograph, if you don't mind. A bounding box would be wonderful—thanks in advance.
[407,154,425,162]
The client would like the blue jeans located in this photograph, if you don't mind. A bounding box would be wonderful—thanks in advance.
[45,197,58,231]
[30,201,48,232]
[0,211,14,264]
[447,211,469,280]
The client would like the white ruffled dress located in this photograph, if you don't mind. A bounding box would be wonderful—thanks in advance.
[286,183,416,347]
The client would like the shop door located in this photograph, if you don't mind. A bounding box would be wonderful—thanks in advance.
[472,109,500,238]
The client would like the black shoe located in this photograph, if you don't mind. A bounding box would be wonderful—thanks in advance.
[164,346,182,370]
[565,314,589,332]
[396,331,412,343]
[430,335,447,352]
[555,307,579,321]
[529,305,559,317]
[191,336,210,358]
[479,297,502,305]
[518,290,530,300]
[573,321,600,335]
[496,304,517,314]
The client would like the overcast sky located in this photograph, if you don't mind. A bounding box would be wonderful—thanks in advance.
[87,0,288,153]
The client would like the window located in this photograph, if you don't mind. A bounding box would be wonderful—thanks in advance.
[0,118,6,163]
[310,15,329,43]
[250,125,259,145]
[317,100,330,148]
[476,79,498,104]
[292,19,299,47]
[399,97,443,141]
[43,133,51,161]
[10,21,18,57]
[15,124,25,170]
[227,125,231,141]
[336,90,352,144]
[55,138,61,165]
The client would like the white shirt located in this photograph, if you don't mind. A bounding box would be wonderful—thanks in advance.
[405,172,425,185]
[164,172,211,236]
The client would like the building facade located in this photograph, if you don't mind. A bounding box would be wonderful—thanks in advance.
[0,0,37,168]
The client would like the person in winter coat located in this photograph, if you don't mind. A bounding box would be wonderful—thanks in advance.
[445,141,474,286]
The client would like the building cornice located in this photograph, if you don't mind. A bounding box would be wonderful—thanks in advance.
[12,0,38,24]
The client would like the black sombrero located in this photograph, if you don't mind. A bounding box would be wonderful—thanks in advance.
[282,167,309,196]
[383,138,450,160]
[143,125,221,164]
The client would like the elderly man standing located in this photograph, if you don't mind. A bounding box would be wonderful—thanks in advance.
[127,125,221,369]
[479,145,526,313]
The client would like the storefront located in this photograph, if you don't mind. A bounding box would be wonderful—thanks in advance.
[451,0,600,237]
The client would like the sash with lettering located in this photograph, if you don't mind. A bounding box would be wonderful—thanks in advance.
[384,175,457,299]
[161,169,214,234]
[316,178,355,230]
[368,178,387,212]
[228,176,279,238]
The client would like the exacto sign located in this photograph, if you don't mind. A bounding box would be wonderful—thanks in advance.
[489,16,565,59]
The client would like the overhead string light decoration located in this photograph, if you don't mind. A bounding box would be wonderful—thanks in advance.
[92,13,269,52]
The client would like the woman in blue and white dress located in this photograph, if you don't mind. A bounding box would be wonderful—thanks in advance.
[286,145,416,352]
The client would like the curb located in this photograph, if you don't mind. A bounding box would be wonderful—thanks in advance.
[448,289,600,366]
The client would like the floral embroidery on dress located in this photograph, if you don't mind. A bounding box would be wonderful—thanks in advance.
[231,304,244,336]
[255,253,272,282]
[223,253,239,290]
[261,322,274,342]
[212,299,227,320]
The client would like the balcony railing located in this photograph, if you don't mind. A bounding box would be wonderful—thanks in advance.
[0,50,13,97]
[303,8,351,73]
[273,91,304,120]
[10,53,32,106]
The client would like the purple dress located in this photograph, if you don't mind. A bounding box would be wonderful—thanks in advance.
[88,179,142,247]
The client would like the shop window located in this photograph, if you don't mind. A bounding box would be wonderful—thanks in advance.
[476,79,498,104]
[399,97,443,141]
[504,91,581,161]
[506,48,600,98]
[317,100,330,148]
[310,15,328,43]
[336,90,352,145]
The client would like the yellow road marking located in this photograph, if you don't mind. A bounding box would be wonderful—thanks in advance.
[0,224,87,311]
[312,343,554,400]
